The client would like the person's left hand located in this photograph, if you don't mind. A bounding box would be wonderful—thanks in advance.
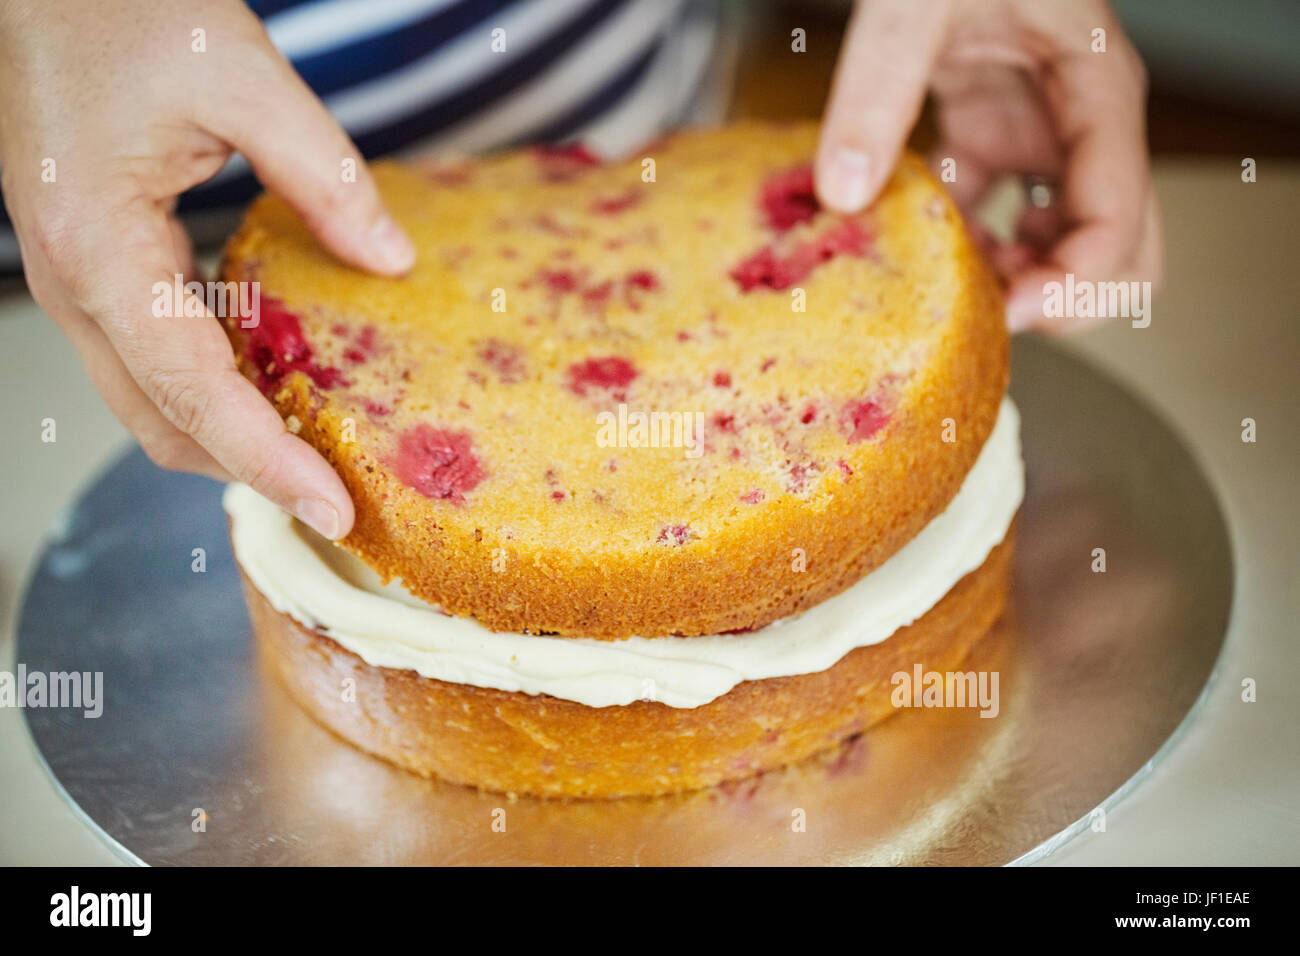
[815,0,1163,333]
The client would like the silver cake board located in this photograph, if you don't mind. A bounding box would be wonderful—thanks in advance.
[17,336,1233,865]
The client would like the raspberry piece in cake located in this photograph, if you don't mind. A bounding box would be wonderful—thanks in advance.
[342,326,380,365]
[244,299,344,395]
[532,142,602,182]
[591,190,642,215]
[393,425,485,502]
[759,164,819,231]
[565,356,638,399]
[538,268,581,293]
[625,269,659,290]
[581,280,614,310]
[840,397,892,443]
[730,220,873,292]
[657,524,696,545]
[532,142,601,165]
[477,339,527,384]
[710,411,737,434]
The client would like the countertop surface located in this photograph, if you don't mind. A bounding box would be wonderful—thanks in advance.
[2,158,1297,865]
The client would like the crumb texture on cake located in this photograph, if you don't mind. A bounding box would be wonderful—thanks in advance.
[221,122,1007,638]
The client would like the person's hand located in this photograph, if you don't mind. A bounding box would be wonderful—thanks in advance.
[0,0,415,539]
[816,0,1162,332]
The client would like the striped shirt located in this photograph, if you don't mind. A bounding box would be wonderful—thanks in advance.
[0,0,728,268]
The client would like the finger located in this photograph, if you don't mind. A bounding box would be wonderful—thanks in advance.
[929,65,1064,179]
[203,54,415,276]
[1041,37,1151,281]
[1014,200,1064,251]
[1004,267,1079,334]
[67,200,356,539]
[1004,186,1159,335]
[989,239,1044,280]
[816,0,951,212]
[1002,42,1152,332]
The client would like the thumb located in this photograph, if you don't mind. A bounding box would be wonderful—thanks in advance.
[815,0,950,212]
[208,59,415,276]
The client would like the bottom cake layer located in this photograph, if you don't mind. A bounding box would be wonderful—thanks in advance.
[239,528,1014,799]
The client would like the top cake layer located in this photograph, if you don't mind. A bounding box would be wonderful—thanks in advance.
[220,122,1007,639]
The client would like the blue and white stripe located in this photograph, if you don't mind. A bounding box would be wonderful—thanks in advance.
[187,0,723,207]
[0,0,725,268]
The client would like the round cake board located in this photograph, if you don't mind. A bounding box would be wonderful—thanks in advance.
[17,337,1233,865]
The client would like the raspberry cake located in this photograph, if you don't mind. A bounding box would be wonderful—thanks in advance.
[220,122,1020,797]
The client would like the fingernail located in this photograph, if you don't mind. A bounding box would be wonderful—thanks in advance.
[368,215,416,273]
[295,497,342,539]
[819,146,872,212]
[1005,292,1043,333]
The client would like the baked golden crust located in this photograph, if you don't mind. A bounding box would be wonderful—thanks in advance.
[221,123,1007,638]
[240,529,1014,799]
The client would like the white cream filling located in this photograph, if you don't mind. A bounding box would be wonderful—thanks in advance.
[225,398,1022,709]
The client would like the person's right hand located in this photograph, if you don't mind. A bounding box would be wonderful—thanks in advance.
[0,0,415,540]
